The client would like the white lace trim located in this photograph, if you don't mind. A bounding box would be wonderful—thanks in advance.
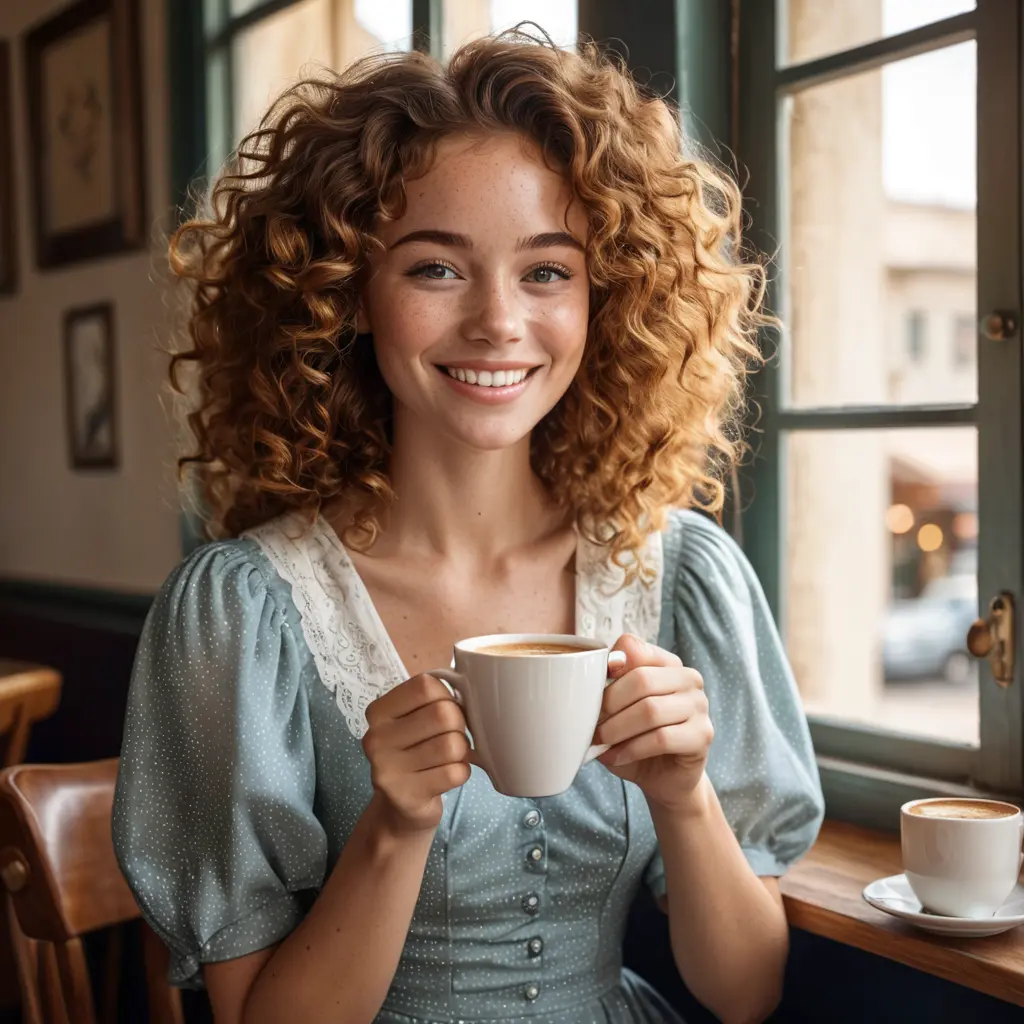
[245,515,664,739]
[243,515,407,739]
[574,527,663,648]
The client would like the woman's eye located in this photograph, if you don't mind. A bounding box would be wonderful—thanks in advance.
[412,262,459,280]
[526,265,571,284]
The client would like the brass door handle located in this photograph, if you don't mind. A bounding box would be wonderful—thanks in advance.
[967,591,1015,687]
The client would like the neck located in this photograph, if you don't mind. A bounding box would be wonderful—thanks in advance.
[370,409,567,562]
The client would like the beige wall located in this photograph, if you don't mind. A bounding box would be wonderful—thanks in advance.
[0,0,180,592]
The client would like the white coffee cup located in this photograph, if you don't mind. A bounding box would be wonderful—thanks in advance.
[900,796,1024,918]
[427,633,626,798]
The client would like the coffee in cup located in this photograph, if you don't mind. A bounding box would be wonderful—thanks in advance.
[901,796,1024,918]
[427,633,625,797]
[907,799,1017,821]
[474,641,585,656]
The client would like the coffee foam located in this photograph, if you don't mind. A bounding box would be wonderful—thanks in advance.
[908,799,1019,820]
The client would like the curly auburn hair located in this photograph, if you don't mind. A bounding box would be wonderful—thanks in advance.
[169,29,767,573]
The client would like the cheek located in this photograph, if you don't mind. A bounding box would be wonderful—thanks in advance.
[538,291,590,362]
[367,288,447,361]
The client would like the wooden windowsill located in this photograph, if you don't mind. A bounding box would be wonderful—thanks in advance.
[779,819,1024,1007]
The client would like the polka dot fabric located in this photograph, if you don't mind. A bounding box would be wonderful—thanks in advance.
[112,510,824,1021]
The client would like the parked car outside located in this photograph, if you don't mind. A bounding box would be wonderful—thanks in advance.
[882,573,978,684]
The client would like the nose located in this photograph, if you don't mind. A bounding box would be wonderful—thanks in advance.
[462,278,522,347]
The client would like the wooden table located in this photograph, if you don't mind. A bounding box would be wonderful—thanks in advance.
[780,819,1024,1007]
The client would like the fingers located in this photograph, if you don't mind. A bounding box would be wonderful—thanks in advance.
[365,673,454,727]
[610,634,683,676]
[402,729,472,772]
[372,695,467,752]
[596,688,709,747]
[601,717,715,767]
[601,662,703,719]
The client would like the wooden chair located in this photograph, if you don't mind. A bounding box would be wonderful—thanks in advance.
[0,661,61,769]
[0,759,183,1024]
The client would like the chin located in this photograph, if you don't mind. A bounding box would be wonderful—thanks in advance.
[445,420,537,453]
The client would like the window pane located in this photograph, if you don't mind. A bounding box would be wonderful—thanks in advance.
[783,42,976,408]
[231,0,413,147]
[784,426,979,745]
[782,0,975,66]
[443,0,577,57]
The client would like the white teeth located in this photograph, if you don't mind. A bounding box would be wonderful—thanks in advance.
[444,367,532,387]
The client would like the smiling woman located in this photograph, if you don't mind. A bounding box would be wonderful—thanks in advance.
[114,27,823,1024]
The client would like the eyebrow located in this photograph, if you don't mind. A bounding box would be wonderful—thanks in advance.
[389,229,585,254]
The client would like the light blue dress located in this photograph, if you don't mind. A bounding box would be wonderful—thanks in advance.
[112,509,824,1022]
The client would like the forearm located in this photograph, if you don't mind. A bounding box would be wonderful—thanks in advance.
[650,775,789,1024]
[244,794,434,1024]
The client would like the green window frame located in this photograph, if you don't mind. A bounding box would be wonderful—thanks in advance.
[736,0,1024,829]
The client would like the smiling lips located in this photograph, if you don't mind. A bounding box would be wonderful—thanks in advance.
[438,364,539,402]
[443,366,531,387]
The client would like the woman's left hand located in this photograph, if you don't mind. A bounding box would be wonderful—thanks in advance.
[595,634,713,811]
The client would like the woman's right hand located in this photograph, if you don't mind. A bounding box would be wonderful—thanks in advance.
[362,673,473,834]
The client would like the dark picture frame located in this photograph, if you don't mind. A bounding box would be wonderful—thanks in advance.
[63,303,118,470]
[0,41,16,294]
[24,0,146,269]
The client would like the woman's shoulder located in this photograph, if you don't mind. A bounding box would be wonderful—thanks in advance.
[660,507,753,600]
[152,519,307,638]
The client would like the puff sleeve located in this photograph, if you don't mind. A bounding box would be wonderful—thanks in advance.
[646,511,824,894]
[112,540,327,987]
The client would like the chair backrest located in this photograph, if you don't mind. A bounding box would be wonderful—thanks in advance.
[0,661,61,768]
[0,759,183,1024]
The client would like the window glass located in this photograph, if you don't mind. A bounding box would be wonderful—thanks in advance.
[782,0,974,66]
[231,0,413,146]
[785,425,979,745]
[782,41,976,408]
[443,0,577,56]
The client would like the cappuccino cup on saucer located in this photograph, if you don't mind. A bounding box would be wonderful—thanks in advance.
[900,797,1024,918]
[427,633,626,798]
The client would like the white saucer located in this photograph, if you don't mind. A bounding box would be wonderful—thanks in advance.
[862,874,1024,937]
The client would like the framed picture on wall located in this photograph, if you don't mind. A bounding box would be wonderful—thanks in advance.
[63,303,118,470]
[24,0,145,269]
[0,40,16,294]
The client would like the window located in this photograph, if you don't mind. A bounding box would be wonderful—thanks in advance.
[953,313,976,368]
[739,0,1022,812]
[905,311,926,363]
[444,0,577,55]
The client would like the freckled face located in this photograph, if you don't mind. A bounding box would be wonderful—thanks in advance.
[358,133,590,452]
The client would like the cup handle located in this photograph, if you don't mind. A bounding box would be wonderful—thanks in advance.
[583,649,629,765]
[426,668,482,767]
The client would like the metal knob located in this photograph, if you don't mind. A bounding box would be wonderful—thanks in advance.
[967,592,1015,687]
[979,311,1019,341]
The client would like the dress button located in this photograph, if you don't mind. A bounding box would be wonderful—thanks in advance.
[522,893,540,914]
[524,984,540,1001]
[523,809,541,828]
[529,845,543,862]
[528,937,543,957]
